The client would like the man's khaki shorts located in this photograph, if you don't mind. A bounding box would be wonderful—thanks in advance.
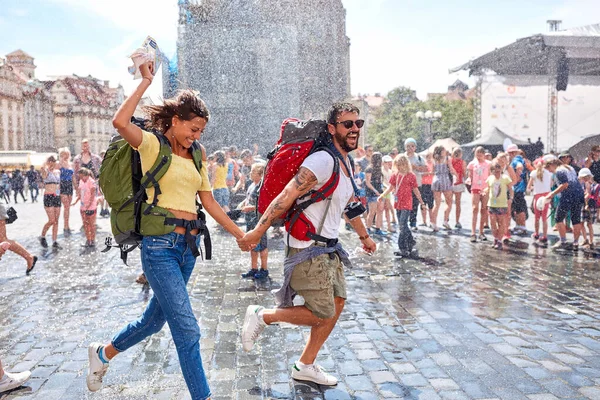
[288,247,347,319]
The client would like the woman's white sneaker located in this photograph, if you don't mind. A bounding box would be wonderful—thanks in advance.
[86,343,109,392]
[0,370,31,393]
[242,305,266,352]
[291,362,338,386]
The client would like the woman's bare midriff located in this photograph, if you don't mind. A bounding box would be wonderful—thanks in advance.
[44,184,59,196]
[169,209,200,235]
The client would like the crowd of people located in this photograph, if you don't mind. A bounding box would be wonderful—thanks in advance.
[346,140,600,253]
[1,58,600,399]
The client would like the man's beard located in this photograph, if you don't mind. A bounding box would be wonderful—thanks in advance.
[335,132,360,152]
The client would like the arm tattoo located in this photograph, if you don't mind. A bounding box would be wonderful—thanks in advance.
[258,167,318,227]
[294,167,318,192]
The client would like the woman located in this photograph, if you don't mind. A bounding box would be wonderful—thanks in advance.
[86,61,244,400]
[39,156,62,249]
[58,148,74,236]
[211,151,230,212]
[0,203,37,275]
[450,147,467,229]
[466,146,491,242]
[431,146,456,232]
[365,152,386,236]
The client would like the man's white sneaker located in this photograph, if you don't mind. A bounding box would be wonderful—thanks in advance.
[242,305,266,352]
[0,370,31,393]
[87,343,109,392]
[291,362,338,386]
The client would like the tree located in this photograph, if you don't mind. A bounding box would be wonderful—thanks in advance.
[368,87,475,153]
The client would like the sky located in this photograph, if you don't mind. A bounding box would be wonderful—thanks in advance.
[1,0,599,103]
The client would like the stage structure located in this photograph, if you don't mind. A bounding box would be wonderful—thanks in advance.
[170,0,351,151]
[451,22,600,151]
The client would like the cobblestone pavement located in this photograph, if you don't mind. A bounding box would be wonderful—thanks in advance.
[1,198,600,400]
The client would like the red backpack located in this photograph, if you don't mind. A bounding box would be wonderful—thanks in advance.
[257,118,341,243]
[590,183,600,208]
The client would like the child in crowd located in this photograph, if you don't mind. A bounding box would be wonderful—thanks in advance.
[381,155,397,232]
[379,154,424,257]
[579,168,598,249]
[431,146,456,232]
[483,162,513,250]
[527,159,553,246]
[466,146,491,242]
[419,152,434,227]
[72,168,99,247]
[451,147,467,229]
[240,164,269,279]
[353,162,368,225]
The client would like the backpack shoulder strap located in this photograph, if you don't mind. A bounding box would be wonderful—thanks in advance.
[190,141,204,173]
[139,133,173,213]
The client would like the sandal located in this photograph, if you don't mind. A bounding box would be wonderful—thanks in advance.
[470,235,477,243]
[26,256,38,276]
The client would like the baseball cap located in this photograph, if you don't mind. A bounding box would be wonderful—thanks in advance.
[506,144,519,153]
[578,168,593,178]
[558,152,572,159]
[404,138,417,147]
[542,154,558,163]
[383,155,393,162]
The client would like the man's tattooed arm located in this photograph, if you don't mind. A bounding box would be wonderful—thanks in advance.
[256,167,318,231]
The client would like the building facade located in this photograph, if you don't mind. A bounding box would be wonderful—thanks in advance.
[47,76,124,155]
[173,0,351,152]
[0,50,55,152]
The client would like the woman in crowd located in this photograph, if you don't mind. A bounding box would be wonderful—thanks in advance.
[87,60,244,400]
[431,146,456,232]
[0,203,37,274]
[211,150,230,213]
[466,146,491,242]
[451,147,467,229]
[419,152,434,227]
[365,152,386,236]
[527,158,552,246]
[58,148,74,236]
[39,156,62,249]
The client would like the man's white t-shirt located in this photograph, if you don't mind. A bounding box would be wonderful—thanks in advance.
[287,151,354,249]
[529,169,553,194]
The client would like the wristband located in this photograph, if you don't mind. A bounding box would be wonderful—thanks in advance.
[359,234,370,241]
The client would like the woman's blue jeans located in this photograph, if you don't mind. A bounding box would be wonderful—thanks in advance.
[111,233,211,400]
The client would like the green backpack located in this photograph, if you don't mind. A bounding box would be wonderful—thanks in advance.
[99,119,211,263]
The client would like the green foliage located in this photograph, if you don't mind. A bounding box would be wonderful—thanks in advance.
[367,86,475,153]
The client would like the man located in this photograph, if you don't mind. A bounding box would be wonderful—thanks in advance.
[24,165,39,203]
[403,138,428,230]
[545,159,584,250]
[507,144,528,235]
[357,144,373,171]
[73,139,102,195]
[237,103,377,385]
[559,152,580,175]
[389,147,399,159]
[584,145,600,183]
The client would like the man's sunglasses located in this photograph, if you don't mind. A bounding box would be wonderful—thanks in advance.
[334,119,365,129]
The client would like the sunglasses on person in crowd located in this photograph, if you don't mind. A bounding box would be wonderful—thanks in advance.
[334,119,365,129]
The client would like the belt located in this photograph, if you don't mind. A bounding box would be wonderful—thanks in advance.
[164,217,212,260]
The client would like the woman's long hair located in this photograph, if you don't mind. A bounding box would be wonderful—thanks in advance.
[143,90,210,133]
[370,152,383,181]
[214,151,226,167]
[433,145,445,162]
[535,159,545,181]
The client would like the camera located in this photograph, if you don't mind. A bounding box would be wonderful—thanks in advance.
[344,201,366,220]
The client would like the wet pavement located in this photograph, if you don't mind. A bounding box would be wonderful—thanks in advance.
[1,197,600,400]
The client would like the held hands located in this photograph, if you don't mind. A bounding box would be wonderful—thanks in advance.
[237,230,260,252]
[361,237,377,255]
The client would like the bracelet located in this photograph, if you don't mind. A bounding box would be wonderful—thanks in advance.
[359,234,370,241]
